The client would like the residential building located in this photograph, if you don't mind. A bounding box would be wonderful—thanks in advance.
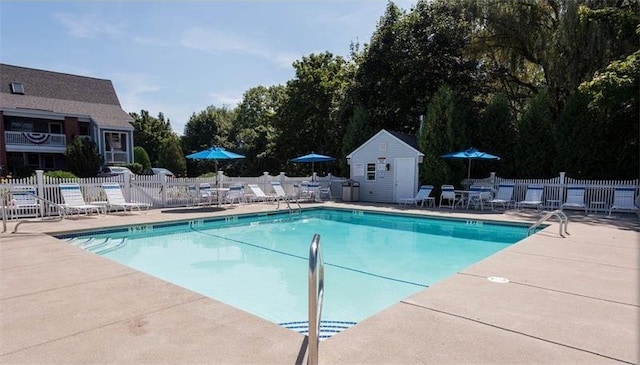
[0,63,134,176]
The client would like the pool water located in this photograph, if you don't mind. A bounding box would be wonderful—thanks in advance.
[61,208,531,337]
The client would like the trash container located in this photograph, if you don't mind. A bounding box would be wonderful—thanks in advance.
[342,181,352,202]
[351,182,360,202]
[342,180,360,202]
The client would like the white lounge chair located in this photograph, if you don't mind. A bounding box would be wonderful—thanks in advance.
[515,184,544,211]
[439,185,458,209]
[247,184,275,202]
[271,181,297,202]
[59,183,104,215]
[224,185,244,205]
[488,183,514,210]
[399,185,435,207]
[608,187,639,216]
[8,186,39,218]
[561,185,587,215]
[102,183,150,213]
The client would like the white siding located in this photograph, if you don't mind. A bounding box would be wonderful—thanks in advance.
[348,130,422,203]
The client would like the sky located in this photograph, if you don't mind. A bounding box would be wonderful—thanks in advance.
[1,1,416,135]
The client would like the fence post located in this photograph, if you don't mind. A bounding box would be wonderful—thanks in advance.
[123,170,132,200]
[262,172,269,193]
[161,174,168,207]
[36,170,45,217]
[559,172,566,185]
[217,171,224,189]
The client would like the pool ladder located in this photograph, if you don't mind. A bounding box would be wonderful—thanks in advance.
[527,209,569,238]
[1,191,67,234]
[308,233,324,365]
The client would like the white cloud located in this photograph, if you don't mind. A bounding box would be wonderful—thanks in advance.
[207,92,242,108]
[180,27,295,68]
[53,12,124,39]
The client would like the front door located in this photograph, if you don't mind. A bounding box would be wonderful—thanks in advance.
[394,157,415,203]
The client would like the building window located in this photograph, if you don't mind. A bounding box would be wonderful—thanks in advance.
[78,122,90,136]
[366,163,376,181]
[10,82,24,94]
[105,132,127,151]
[49,122,63,134]
[10,121,33,132]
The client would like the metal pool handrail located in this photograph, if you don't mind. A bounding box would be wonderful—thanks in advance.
[308,233,324,365]
[1,190,66,233]
[528,209,569,237]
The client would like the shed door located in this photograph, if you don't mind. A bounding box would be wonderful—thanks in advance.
[394,157,415,202]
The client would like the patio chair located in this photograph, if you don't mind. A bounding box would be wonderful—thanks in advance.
[466,185,493,210]
[561,185,587,215]
[608,187,639,216]
[8,186,39,219]
[488,183,514,210]
[224,185,244,205]
[515,184,544,211]
[318,183,332,201]
[199,182,218,205]
[101,183,150,213]
[298,181,323,202]
[271,181,297,202]
[439,185,458,209]
[59,183,104,215]
[247,184,275,203]
[399,185,435,207]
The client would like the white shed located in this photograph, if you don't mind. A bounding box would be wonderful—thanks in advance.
[346,129,424,203]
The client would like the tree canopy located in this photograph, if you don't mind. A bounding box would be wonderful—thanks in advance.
[139,0,639,181]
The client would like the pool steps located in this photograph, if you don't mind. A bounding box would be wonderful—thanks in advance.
[279,320,357,339]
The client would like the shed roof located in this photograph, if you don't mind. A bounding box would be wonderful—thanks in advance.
[346,129,424,158]
[0,63,133,130]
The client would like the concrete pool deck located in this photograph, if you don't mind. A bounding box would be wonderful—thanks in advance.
[1,202,638,364]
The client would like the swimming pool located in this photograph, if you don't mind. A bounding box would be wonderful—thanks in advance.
[59,208,533,337]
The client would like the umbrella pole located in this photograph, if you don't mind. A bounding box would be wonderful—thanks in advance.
[467,160,471,180]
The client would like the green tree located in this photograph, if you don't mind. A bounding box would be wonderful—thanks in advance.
[134,146,151,171]
[575,50,639,178]
[130,110,174,166]
[513,93,556,178]
[182,105,236,176]
[274,52,353,176]
[473,94,516,177]
[341,105,375,175]
[158,135,187,177]
[64,137,103,177]
[232,85,285,175]
[418,85,472,187]
[469,0,639,117]
[352,0,478,134]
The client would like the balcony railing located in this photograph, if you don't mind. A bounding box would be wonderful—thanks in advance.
[5,131,66,147]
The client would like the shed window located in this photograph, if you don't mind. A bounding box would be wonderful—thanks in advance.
[366,163,376,181]
[10,82,24,94]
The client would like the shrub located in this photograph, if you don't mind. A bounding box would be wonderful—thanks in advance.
[44,170,78,179]
[123,163,144,174]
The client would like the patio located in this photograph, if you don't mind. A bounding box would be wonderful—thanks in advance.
[0,202,638,364]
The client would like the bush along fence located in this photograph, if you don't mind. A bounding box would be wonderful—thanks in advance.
[0,170,349,218]
[466,172,639,213]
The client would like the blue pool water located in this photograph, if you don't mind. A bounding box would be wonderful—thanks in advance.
[59,208,532,336]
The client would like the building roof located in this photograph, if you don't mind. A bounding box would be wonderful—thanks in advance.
[346,129,424,158]
[0,63,133,130]
[388,130,420,150]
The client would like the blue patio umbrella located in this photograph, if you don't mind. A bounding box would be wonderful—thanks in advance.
[440,147,500,179]
[290,152,335,178]
[186,147,245,171]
